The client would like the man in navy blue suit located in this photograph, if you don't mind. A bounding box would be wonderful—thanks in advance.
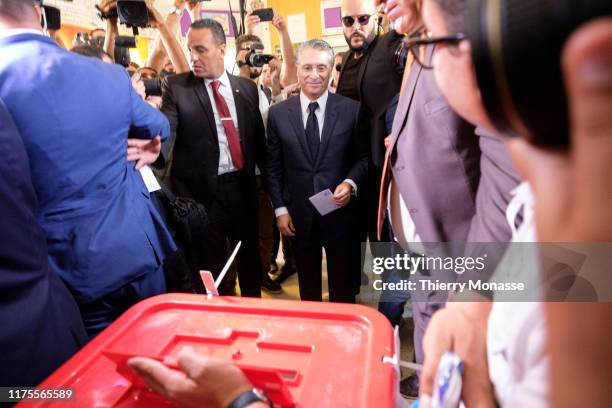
[0,97,88,387]
[0,0,176,337]
[266,39,368,303]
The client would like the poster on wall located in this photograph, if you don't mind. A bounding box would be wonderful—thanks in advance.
[201,10,237,37]
[180,10,238,37]
[321,0,343,35]
[287,13,308,44]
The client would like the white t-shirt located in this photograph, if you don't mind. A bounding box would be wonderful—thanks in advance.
[487,182,549,407]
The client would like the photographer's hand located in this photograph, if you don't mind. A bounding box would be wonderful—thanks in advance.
[271,12,287,33]
[145,0,190,74]
[127,136,162,170]
[186,1,204,22]
[131,73,146,100]
[145,0,165,28]
[245,11,261,35]
[272,11,298,86]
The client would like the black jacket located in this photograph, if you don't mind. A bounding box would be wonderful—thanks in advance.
[336,30,405,167]
[265,93,368,241]
[161,71,266,209]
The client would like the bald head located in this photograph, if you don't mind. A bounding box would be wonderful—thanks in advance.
[341,0,377,17]
[0,0,41,30]
[341,0,378,53]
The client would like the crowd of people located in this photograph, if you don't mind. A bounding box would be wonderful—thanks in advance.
[0,0,610,407]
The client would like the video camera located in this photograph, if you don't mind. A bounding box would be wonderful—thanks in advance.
[114,0,210,34]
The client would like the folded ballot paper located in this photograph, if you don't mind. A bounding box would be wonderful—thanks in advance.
[309,189,341,216]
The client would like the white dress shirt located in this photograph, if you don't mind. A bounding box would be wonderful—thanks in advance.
[388,180,422,247]
[274,91,357,217]
[258,82,272,127]
[204,71,240,175]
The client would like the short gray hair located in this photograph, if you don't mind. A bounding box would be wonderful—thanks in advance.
[296,39,334,68]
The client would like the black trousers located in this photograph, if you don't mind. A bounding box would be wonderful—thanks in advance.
[188,172,262,297]
[293,215,360,303]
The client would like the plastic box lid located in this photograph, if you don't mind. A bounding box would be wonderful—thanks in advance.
[23,294,397,407]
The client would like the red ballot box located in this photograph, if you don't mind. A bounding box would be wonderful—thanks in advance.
[21,294,397,407]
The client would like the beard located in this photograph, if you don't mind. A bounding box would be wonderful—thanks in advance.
[344,30,376,52]
[249,70,262,80]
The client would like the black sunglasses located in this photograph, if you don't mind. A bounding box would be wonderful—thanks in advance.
[403,33,467,69]
[341,14,372,28]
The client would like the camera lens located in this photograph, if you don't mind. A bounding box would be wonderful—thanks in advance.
[143,78,162,97]
[248,53,274,68]
[470,0,612,147]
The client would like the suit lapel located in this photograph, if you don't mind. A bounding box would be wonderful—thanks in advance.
[191,74,218,144]
[228,74,247,146]
[388,52,424,156]
[355,35,379,99]
[314,93,339,170]
[287,97,314,166]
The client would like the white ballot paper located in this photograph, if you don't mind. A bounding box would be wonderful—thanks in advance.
[309,189,341,216]
[139,165,161,193]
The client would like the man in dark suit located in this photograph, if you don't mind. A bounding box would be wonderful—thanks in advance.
[161,19,266,297]
[266,39,368,303]
[0,97,87,387]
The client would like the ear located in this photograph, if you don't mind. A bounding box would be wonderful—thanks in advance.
[219,43,227,57]
[34,4,43,24]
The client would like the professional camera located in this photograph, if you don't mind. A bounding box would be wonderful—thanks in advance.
[246,51,275,68]
[237,42,275,68]
[114,35,137,67]
[143,78,162,97]
[115,0,211,33]
[469,0,612,148]
[116,0,149,33]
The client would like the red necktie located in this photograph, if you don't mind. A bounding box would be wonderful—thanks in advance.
[211,80,244,170]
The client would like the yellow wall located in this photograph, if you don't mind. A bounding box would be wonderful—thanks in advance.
[269,0,323,50]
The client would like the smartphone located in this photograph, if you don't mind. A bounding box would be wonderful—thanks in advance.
[252,8,274,22]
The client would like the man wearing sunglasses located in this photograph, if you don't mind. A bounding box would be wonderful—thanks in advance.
[336,0,405,296]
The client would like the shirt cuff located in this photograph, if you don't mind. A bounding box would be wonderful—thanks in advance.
[344,179,357,196]
[275,207,289,217]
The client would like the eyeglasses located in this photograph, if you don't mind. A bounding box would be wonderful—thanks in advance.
[341,14,372,28]
[402,32,467,69]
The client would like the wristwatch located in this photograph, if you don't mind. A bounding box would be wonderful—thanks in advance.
[227,388,272,408]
